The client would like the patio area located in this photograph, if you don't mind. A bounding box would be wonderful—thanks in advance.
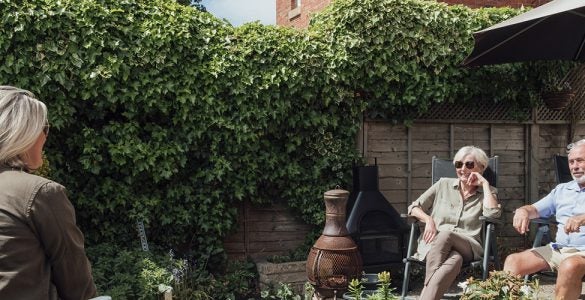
[401,275,577,300]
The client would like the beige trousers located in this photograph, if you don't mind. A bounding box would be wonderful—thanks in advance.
[418,231,474,300]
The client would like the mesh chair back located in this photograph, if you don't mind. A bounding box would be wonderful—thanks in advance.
[553,154,572,184]
[431,156,498,187]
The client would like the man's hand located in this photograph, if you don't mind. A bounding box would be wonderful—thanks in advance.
[564,214,585,234]
[513,207,531,235]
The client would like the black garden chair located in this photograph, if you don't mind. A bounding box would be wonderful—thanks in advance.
[400,156,502,299]
[525,154,571,281]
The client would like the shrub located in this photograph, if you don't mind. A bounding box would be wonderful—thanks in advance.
[0,0,362,262]
[261,282,302,300]
[87,243,257,299]
[459,270,539,300]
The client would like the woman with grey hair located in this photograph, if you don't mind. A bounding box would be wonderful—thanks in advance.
[407,145,501,300]
[0,86,96,299]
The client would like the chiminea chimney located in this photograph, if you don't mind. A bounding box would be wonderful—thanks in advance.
[346,164,409,272]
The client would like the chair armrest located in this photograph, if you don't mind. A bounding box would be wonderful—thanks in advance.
[530,217,558,225]
[479,216,504,225]
[403,214,502,225]
[530,217,556,248]
[401,213,424,224]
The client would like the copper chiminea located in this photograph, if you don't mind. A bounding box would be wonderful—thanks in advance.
[306,189,362,299]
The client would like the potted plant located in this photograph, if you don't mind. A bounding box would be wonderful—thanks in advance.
[343,271,399,300]
[541,79,573,110]
[459,270,539,300]
[539,62,575,110]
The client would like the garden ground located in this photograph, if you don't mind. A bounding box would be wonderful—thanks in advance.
[402,275,580,299]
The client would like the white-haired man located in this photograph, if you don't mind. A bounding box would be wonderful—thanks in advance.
[505,139,585,299]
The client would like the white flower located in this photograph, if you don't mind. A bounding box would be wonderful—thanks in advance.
[501,286,509,294]
[458,281,468,290]
[520,284,533,295]
[158,284,173,293]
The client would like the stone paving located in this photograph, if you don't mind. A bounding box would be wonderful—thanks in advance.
[402,275,585,300]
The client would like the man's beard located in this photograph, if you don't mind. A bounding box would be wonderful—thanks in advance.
[573,175,585,185]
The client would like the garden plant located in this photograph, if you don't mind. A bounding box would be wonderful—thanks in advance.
[459,270,539,300]
[346,271,399,300]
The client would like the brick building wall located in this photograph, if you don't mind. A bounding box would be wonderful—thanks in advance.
[276,0,550,28]
[276,0,331,29]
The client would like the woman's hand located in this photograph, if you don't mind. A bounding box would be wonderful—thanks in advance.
[422,218,437,243]
[466,172,488,187]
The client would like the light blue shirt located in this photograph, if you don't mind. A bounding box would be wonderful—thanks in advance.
[533,181,585,250]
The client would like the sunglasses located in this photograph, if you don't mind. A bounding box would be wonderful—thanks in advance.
[454,161,475,169]
[43,123,50,136]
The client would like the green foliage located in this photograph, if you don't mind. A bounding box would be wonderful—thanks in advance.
[367,271,397,300]
[175,0,206,11]
[348,278,365,300]
[87,243,257,299]
[0,0,362,264]
[260,283,302,300]
[346,271,399,300]
[87,243,168,299]
[535,60,577,93]
[459,270,539,300]
[210,258,258,300]
[310,0,545,121]
[32,154,51,178]
[0,0,556,281]
[139,258,174,298]
[304,282,315,300]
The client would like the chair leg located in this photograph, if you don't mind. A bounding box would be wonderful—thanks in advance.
[525,224,549,282]
[402,222,418,299]
[401,260,412,299]
[482,223,495,280]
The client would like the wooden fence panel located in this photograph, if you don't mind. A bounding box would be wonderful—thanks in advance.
[224,120,585,260]
[224,201,313,260]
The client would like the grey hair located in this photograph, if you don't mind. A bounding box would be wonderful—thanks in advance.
[0,86,47,169]
[453,145,489,172]
[567,139,585,154]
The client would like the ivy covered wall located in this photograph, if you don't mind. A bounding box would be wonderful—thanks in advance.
[311,0,548,122]
[0,0,363,260]
[0,0,547,262]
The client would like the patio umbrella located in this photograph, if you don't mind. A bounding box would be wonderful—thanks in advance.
[462,0,585,67]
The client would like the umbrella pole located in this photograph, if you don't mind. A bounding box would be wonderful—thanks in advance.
[575,34,585,61]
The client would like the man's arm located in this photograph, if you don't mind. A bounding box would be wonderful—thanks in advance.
[513,205,540,235]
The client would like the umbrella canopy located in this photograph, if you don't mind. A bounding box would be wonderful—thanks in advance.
[462,0,585,67]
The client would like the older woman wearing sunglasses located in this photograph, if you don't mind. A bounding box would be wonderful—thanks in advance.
[0,86,96,299]
[407,145,501,300]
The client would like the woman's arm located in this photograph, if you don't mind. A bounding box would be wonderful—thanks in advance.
[410,203,437,243]
[480,180,499,209]
[468,172,499,209]
[30,182,97,300]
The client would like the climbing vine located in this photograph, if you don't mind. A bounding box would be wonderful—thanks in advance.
[0,0,552,266]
